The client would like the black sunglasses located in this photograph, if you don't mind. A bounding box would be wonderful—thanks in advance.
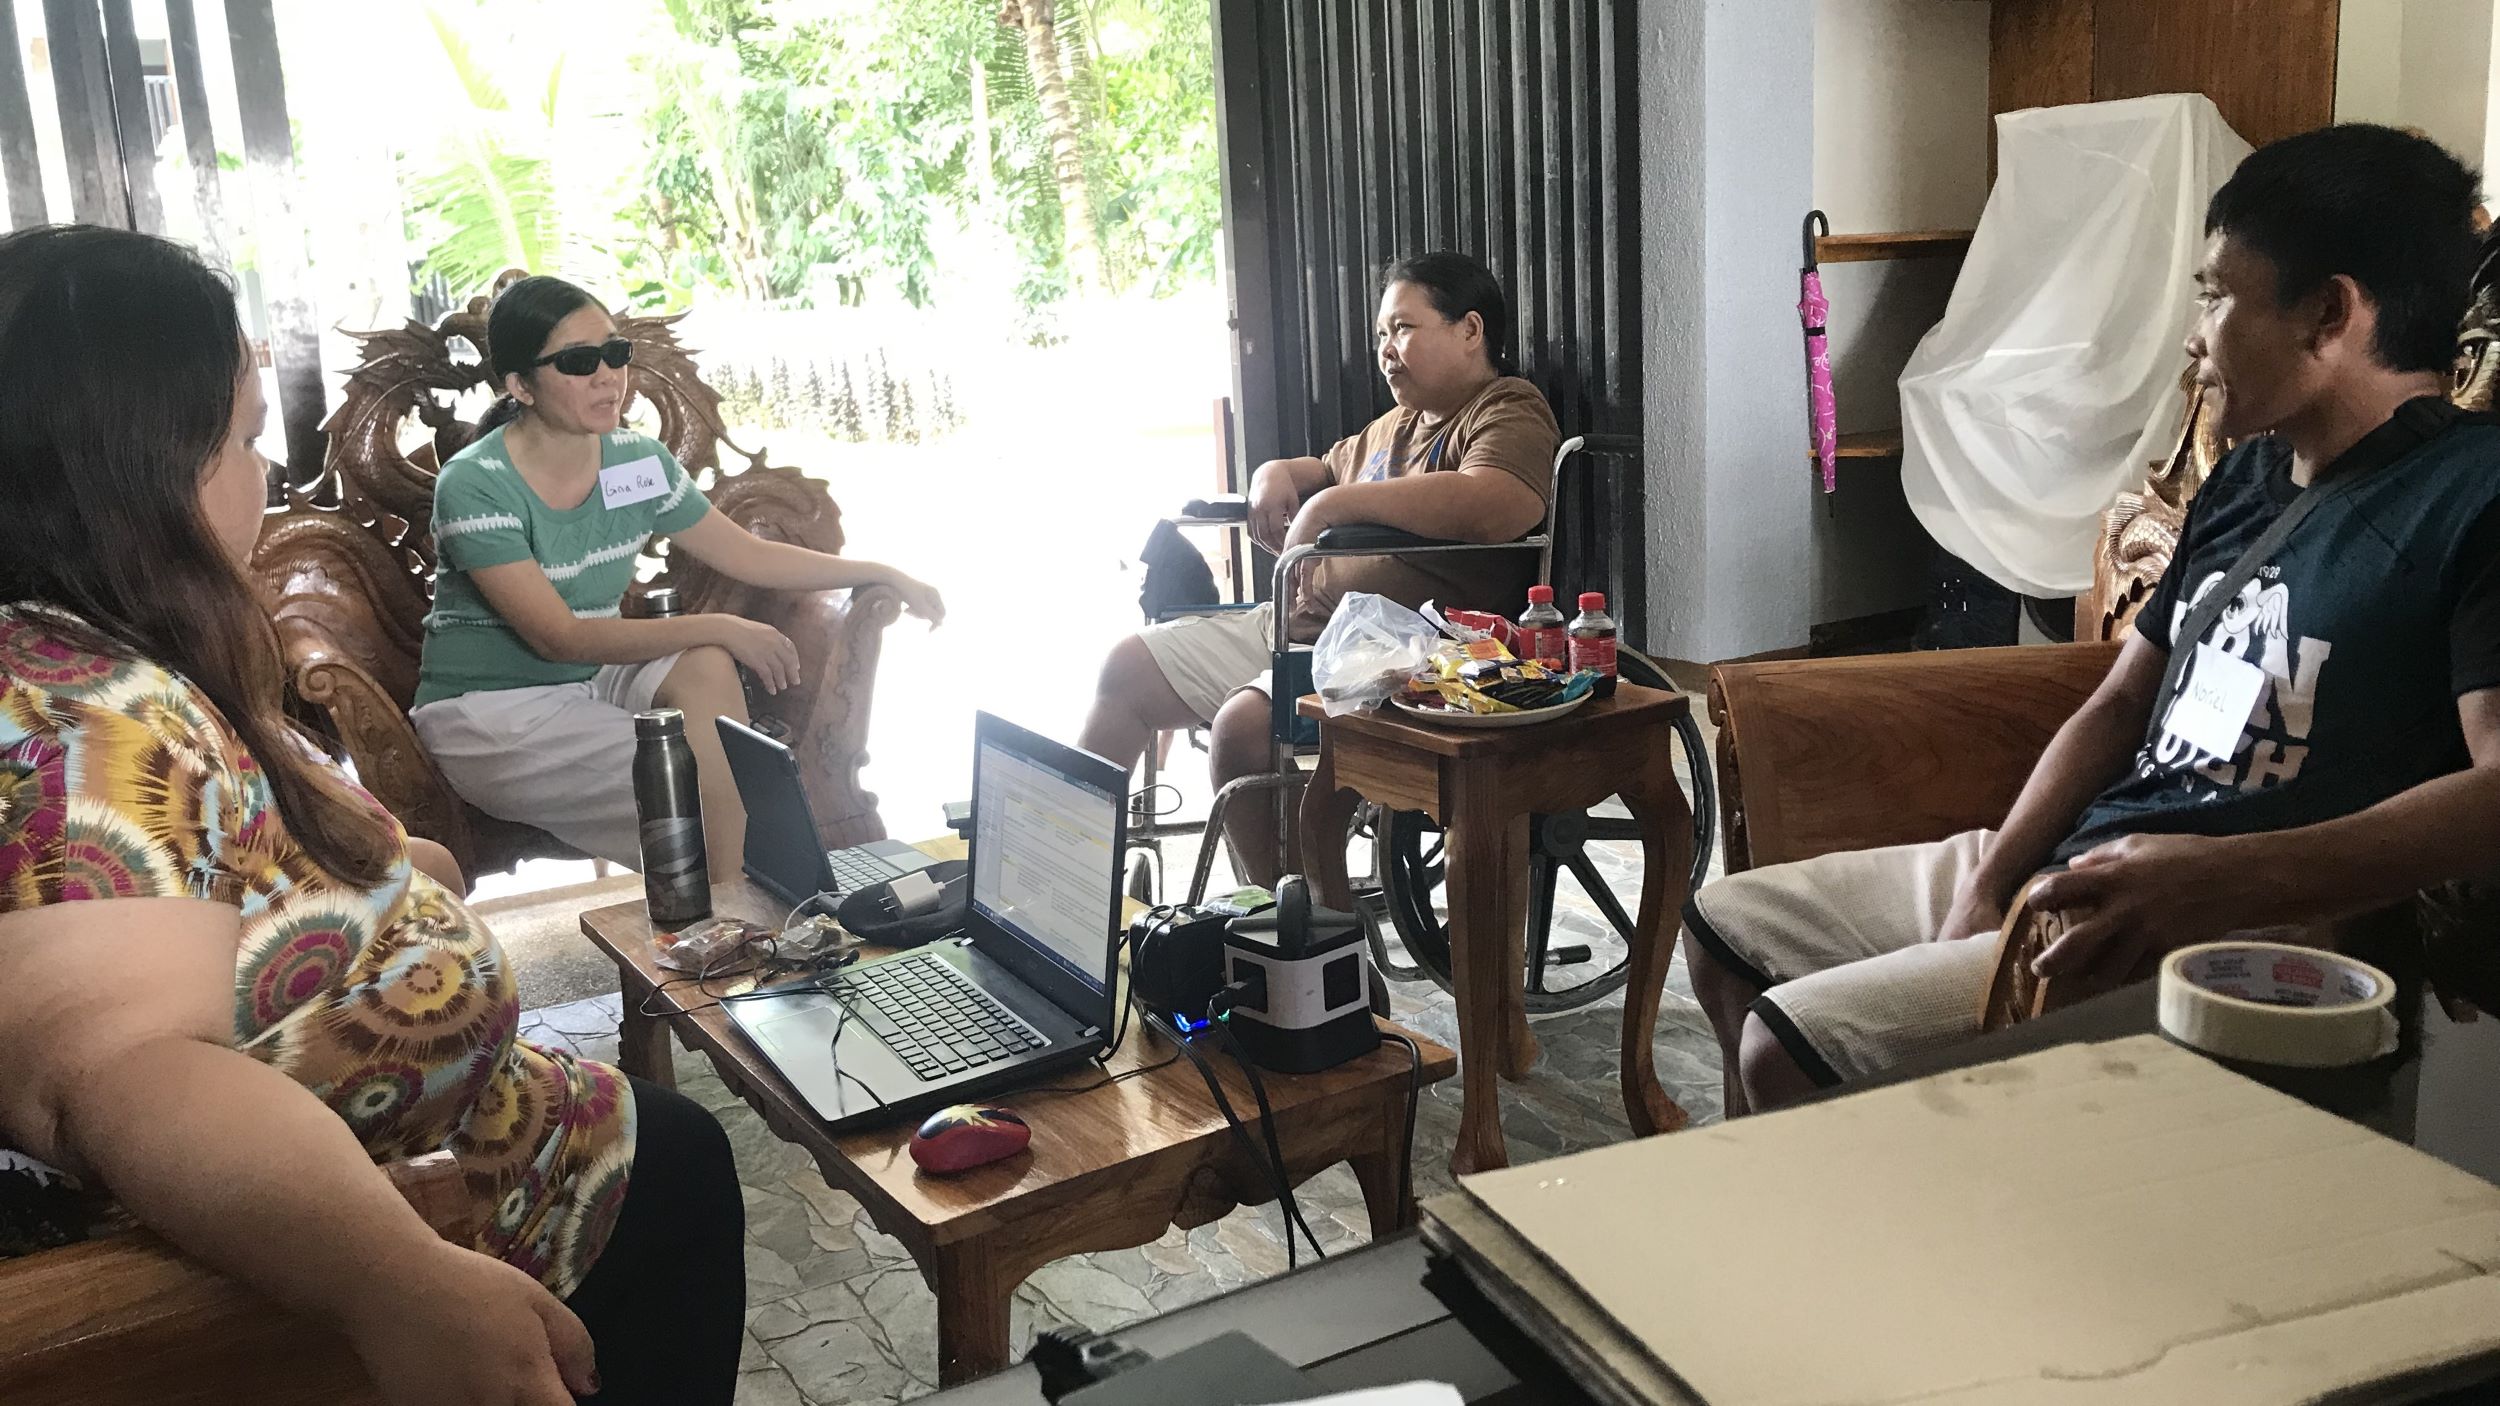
[532,337,634,377]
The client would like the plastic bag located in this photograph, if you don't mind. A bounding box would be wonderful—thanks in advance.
[1311,592,1440,715]
[654,917,773,975]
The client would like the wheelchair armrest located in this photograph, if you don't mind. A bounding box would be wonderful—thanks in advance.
[1148,601,1264,624]
[1180,495,1249,523]
[1311,524,1543,553]
[1313,524,1457,552]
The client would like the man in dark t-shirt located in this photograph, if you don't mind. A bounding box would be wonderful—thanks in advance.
[1682,124,2500,1116]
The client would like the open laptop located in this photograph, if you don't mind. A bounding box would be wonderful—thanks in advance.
[716,716,943,906]
[725,712,1127,1131]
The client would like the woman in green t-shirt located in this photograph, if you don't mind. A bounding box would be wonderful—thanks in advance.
[412,276,941,878]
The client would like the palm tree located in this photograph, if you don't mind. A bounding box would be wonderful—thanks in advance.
[1000,0,1104,294]
[402,3,562,294]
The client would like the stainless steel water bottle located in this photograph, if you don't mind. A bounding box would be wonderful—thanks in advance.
[642,586,683,618]
[633,708,712,927]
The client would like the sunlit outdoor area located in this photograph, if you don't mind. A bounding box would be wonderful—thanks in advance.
[99,0,1237,881]
[369,0,1228,857]
[10,2,1233,872]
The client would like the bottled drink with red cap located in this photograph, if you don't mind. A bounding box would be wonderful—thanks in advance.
[1515,585,1568,670]
[1568,592,1619,698]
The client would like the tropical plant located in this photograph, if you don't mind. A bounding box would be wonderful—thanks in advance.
[399,3,565,293]
[397,0,1218,316]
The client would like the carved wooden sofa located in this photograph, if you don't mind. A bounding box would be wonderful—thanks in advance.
[0,1154,473,1403]
[0,279,923,1401]
[1708,235,2500,1021]
[250,271,902,882]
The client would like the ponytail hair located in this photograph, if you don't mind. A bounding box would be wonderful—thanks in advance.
[478,395,525,432]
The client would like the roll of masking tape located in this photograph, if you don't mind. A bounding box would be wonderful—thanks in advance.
[2157,942,2399,1068]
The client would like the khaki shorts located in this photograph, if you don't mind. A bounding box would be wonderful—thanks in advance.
[1137,601,1278,721]
[410,654,683,869]
[1684,830,2003,1087]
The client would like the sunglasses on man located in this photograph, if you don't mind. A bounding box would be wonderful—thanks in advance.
[532,337,635,377]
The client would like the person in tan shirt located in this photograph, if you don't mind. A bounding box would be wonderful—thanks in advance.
[1081,252,1561,882]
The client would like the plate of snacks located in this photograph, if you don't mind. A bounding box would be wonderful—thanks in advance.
[1388,637,1599,728]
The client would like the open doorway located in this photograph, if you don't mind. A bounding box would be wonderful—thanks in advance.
[259,0,1229,889]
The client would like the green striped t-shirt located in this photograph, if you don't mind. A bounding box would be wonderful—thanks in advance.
[414,426,712,708]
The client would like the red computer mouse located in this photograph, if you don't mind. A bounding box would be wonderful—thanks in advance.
[909,1105,1032,1175]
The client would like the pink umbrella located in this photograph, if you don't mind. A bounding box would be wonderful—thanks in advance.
[1800,210,1838,493]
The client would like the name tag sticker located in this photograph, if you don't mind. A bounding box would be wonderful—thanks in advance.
[598,455,669,510]
[2161,643,2267,761]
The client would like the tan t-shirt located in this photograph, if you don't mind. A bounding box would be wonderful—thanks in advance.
[1292,375,1562,637]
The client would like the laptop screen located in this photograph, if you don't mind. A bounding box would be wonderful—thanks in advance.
[968,715,1123,1011]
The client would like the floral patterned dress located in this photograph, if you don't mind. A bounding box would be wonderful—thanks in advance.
[0,607,634,1297]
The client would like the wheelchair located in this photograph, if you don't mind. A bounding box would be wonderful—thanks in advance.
[1125,437,1716,1015]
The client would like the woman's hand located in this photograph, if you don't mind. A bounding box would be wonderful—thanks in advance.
[887,573,946,627]
[342,1239,597,1406]
[709,614,801,693]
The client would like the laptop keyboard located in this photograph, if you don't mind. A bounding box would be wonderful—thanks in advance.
[840,954,1047,1081]
[824,847,907,893]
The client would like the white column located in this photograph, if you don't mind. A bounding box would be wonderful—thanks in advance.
[1638,0,1817,661]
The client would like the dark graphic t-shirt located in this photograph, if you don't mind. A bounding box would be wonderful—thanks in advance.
[2056,403,2500,861]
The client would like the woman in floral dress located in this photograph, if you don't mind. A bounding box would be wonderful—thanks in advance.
[0,226,743,1405]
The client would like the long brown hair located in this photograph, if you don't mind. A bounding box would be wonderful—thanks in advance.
[0,226,396,885]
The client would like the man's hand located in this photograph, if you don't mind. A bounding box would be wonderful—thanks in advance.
[1248,461,1303,553]
[2026,833,2261,985]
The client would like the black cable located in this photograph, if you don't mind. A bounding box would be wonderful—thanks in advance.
[1213,1011,1328,1262]
[1382,1030,1424,1229]
[678,953,857,1012]
[636,941,858,1020]
[818,985,888,1113]
[1026,909,1190,1096]
[1210,1000,1324,1259]
[1144,1007,1305,1270]
[1101,907,1173,1064]
[1018,1047,1183,1097]
[1127,782,1187,822]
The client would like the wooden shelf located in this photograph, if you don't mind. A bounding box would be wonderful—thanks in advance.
[1811,429,1904,464]
[1815,230,1974,264]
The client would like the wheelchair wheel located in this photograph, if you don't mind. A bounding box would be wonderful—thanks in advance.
[1377,651,1716,1014]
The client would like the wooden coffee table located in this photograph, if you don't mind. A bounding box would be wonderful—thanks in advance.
[579,875,1456,1386]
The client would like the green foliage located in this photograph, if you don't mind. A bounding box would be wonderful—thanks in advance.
[399,2,564,293]
[403,146,555,293]
[620,0,1216,312]
[1085,0,1221,295]
[395,0,1217,315]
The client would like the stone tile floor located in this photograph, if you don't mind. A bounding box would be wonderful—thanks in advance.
[519,934,1724,1404]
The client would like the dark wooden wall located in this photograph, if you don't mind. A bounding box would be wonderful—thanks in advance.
[1990,0,2344,152]
[1212,0,1645,637]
